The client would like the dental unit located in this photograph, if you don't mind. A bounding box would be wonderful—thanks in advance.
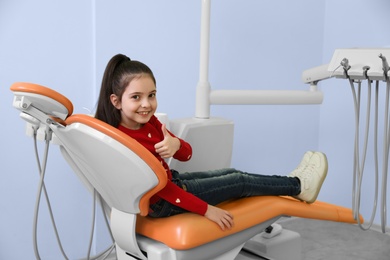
[10,82,360,260]
[10,1,390,260]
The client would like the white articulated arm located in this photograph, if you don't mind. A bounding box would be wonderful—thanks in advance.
[301,64,332,86]
[195,0,325,119]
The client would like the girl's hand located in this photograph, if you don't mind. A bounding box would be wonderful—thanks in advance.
[154,124,181,158]
[204,205,234,231]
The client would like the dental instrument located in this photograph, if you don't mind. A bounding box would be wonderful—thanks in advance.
[302,48,390,233]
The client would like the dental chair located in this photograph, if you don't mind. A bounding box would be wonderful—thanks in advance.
[11,82,363,260]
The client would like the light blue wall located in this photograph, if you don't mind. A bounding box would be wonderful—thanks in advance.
[0,0,388,259]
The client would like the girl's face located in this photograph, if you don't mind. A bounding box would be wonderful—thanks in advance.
[110,75,157,130]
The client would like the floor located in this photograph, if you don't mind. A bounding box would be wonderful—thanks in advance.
[278,217,390,260]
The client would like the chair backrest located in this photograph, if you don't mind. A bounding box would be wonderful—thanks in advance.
[60,115,167,215]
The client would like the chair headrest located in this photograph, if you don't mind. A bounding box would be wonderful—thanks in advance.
[10,82,74,118]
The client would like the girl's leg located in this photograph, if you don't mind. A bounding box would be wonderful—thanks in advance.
[150,169,297,218]
[179,169,301,206]
[173,168,242,180]
[178,151,327,205]
[150,152,327,218]
[150,169,298,218]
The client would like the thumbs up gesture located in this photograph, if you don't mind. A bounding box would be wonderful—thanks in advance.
[154,124,181,158]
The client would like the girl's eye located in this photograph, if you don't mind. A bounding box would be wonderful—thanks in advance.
[149,93,156,98]
[131,95,140,100]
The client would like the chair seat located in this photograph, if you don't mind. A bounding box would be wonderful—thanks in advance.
[136,196,362,250]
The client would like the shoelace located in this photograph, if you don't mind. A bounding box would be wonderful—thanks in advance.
[299,163,318,190]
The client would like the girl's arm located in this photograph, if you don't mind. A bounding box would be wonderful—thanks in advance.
[157,182,235,231]
[152,117,192,161]
[156,181,208,215]
[204,205,234,231]
[154,124,187,159]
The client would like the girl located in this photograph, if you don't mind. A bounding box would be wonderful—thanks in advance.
[95,54,328,231]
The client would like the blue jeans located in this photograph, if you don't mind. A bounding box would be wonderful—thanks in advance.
[149,168,301,218]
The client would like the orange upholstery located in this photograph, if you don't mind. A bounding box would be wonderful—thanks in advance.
[65,114,168,216]
[136,196,363,250]
[10,82,74,117]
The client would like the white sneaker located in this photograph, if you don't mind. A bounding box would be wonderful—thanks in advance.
[288,151,314,178]
[293,152,328,204]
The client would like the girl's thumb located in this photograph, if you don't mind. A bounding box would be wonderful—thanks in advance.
[161,124,169,138]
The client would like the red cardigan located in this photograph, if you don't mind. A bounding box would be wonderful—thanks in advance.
[118,116,208,215]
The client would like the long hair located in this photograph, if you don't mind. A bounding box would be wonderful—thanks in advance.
[95,54,156,127]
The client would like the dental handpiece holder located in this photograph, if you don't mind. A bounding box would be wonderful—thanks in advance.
[302,48,390,84]
[303,48,390,234]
